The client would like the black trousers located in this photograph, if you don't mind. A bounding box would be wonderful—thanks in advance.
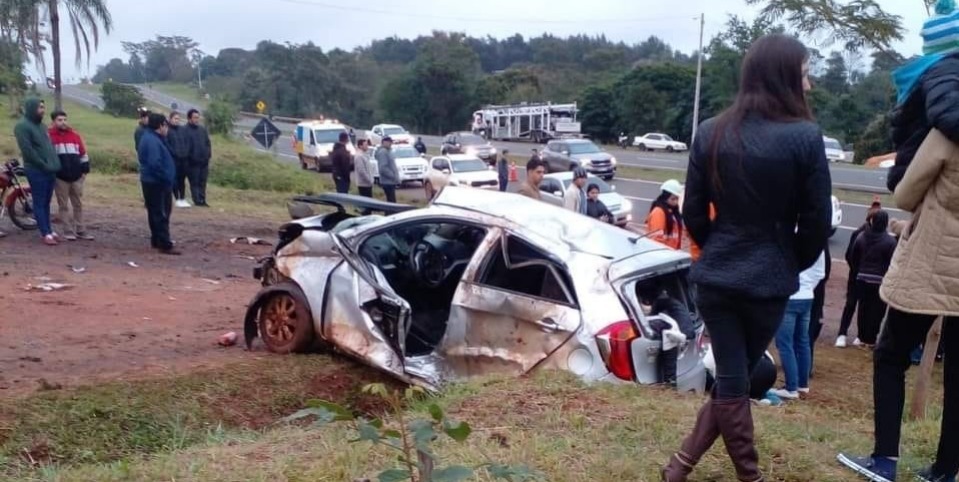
[698,287,788,399]
[188,162,209,205]
[141,182,173,250]
[873,310,958,476]
[381,184,396,203]
[358,186,373,198]
[499,176,508,192]
[839,276,859,337]
[173,156,189,200]
[333,176,351,194]
[857,281,886,345]
[809,277,827,372]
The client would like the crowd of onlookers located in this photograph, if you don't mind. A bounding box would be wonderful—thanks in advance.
[9,98,211,255]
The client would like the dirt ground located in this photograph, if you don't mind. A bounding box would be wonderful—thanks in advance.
[0,201,278,397]
[0,195,860,399]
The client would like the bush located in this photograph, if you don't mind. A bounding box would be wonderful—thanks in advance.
[101,82,146,118]
[854,114,894,164]
[205,98,236,136]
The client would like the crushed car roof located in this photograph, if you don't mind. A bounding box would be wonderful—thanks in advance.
[432,187,678,260]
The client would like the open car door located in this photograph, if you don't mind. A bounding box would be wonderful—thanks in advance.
[322,232,415,382]
[437,230,583,379]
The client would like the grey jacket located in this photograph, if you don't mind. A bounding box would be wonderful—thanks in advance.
[375,146,399,186]
[354,151,374,187]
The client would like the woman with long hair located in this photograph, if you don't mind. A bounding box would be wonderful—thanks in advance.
[661,34,832,482]
[647,179,685,249]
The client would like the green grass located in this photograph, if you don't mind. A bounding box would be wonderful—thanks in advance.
[0,96,332,196]
[149,82,210,109]
[0,346,946,481]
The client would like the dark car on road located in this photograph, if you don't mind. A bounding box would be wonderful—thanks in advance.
[440,132,498,163]
[542,139,617,180]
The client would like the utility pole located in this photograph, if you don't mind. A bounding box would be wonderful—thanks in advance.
[691,13,705,144]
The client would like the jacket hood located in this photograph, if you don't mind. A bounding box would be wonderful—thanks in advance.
[23,98,43,123]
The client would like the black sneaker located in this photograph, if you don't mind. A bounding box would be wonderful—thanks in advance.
[837,453,897,482]
[158,247,182,256]
[916,466,956,482]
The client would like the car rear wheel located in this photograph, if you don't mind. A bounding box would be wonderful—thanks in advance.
[425,180,435,199]
[638,144,647,152]
[667,146,675,153]
[258,290,314,354]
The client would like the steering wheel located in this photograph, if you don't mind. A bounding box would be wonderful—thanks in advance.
[409,239,447,288]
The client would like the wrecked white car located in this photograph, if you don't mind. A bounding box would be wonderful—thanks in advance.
[244,188,709,392]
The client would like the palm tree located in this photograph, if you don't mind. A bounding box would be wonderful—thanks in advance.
[0,0,112,110]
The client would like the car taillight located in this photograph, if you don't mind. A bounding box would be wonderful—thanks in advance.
[597,320,639,381]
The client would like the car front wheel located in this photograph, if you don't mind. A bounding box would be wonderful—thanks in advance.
[258,289,314,354]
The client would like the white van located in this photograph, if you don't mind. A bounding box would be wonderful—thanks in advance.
[293,120,356,171]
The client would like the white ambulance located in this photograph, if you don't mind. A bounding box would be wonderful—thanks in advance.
[293,120,356,172]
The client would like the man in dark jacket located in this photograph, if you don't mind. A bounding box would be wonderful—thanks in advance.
[184,109,212,207]
[496,149,510,192]
[15,97,61,245]
[165,112,192,208]
[48,110,93,241]
[134,107,150,148]
[330,132,352,194]
[836,201,881,348]
[138,113,179,255]
[414,137,427,155]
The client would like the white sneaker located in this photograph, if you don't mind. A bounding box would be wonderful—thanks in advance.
[772,388,800,400]
[853,338,863,347]
[175,199,192,208]
[798,387,810,395]
[835,335,848,348]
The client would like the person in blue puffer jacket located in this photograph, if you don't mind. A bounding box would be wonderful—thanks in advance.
[138,113,179,255]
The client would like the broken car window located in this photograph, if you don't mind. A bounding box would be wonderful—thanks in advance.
[479,235,575,305]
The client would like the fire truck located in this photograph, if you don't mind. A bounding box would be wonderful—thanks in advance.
[471,102,581,143]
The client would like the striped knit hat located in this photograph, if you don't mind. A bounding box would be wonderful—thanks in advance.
[923,0,959,56]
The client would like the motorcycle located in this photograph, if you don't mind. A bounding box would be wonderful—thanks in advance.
[0,159,37,230]
[617,133,630,149]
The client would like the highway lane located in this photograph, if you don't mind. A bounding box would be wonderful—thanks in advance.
[60,84,891,193]
[246,134,906,259]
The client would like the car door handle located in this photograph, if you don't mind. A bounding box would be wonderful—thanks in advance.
[540,317,559,331]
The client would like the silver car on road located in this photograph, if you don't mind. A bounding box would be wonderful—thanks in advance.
[244,189,708,392]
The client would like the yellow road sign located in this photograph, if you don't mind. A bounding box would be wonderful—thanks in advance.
[255,100,266,113]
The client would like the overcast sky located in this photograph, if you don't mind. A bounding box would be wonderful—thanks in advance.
[37,0,931,82]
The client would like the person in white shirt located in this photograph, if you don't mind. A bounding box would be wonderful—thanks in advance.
[772,250,826,400]
[564,167,588,214]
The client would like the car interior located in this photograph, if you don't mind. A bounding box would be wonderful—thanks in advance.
[358,221,488,355]
[633,271,701,338]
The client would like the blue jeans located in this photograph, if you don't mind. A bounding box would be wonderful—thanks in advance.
[775,298,813,392]
[25,167,56,236]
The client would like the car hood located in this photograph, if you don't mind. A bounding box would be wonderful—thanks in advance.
[599,192,625,210]
[451,170,497,182]
[571,152,612,161]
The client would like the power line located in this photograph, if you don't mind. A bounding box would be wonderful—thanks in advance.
[275,0,697,25]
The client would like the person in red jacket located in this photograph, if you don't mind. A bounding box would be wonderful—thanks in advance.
[48,110,93,241]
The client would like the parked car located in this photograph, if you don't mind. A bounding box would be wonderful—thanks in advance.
[370,124,415,146]
[370,145,429,186]
[424,154,498,198]
[824,136,846,163]
[245,190,709,392]
[632,133,688,152]
[542,139,617,180]
[831,195,843,237]
[538,172,633,227]
[440,132,497,163]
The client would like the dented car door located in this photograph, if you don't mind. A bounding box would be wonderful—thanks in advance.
[437,230,583,378]
[324,233,414,381]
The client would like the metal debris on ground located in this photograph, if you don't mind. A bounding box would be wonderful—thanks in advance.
[218,331,238,346]
[127,262,140,268]
[24,283,73,292]
[201,278,221,285]
[69,266,86,274]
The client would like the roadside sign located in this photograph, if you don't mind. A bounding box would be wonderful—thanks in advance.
[255,100,266,114]
[251,118,282,149]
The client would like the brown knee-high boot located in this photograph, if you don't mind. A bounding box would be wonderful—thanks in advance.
[661,400,721,481]
[713,397,764,482]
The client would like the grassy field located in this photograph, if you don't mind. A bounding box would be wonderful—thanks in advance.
[149,82,210,108]
[0,347,945,481]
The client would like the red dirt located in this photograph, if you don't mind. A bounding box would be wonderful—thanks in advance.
[0,201,276,397]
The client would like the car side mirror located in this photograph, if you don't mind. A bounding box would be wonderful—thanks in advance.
[442,169,451,174]
[561,150,569,155]
[553,191,562,196]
